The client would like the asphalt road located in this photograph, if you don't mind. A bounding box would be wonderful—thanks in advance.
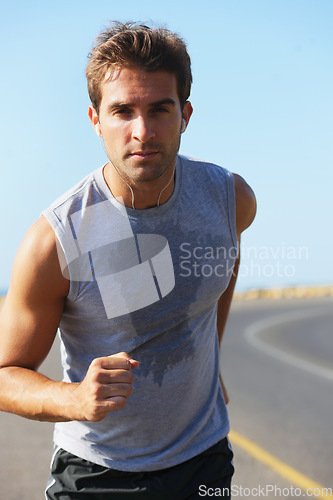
[223,297,333,499]
[0,297,332,499]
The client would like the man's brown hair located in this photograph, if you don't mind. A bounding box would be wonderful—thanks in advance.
[86,21,192,114]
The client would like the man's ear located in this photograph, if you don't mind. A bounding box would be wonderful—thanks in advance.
[182,101,193,129]
[88,105,102,137]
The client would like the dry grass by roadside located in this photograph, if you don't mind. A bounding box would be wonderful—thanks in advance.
[234,285,333,301]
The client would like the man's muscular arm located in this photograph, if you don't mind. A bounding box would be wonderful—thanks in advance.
[217,173,256,403]
[0,216,138,422]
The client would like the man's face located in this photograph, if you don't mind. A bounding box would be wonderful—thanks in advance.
[89,67,192,184]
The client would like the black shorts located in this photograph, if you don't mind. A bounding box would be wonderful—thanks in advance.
[45,437,234,499]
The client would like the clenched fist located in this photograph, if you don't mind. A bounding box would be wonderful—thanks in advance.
[70,352,139,422]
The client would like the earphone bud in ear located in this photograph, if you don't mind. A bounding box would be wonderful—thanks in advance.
[180,119,186,134]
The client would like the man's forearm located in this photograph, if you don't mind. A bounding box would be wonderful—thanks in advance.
[0,352,138,423]
[216,255,240,405]
[0,366,75,422]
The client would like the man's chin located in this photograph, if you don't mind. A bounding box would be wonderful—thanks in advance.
[123,160,169,183]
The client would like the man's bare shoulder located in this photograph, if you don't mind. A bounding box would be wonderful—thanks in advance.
[23,215,58,256]
[233,173,257,236]
[9,216,69,304]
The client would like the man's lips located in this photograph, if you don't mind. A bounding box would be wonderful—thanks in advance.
[129,151,159,160]
[130,151,158,156]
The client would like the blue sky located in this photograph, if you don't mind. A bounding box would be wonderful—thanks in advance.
[0,0,332,292]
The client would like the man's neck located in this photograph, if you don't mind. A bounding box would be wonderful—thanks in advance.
[103,162,176,209]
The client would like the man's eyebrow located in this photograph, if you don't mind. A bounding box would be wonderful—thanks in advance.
[107,98,177,112]
[149,98,177,108]
[107,102,132,112]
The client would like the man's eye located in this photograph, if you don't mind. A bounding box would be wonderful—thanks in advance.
[114,108,131,115]
[154,107,169,113]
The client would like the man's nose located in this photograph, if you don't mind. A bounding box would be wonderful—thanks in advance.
[131,115,155,143]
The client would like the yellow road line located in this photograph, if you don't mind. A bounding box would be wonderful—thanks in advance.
[229,430,332,499]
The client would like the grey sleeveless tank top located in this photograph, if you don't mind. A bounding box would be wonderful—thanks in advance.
[42,154,238,472]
